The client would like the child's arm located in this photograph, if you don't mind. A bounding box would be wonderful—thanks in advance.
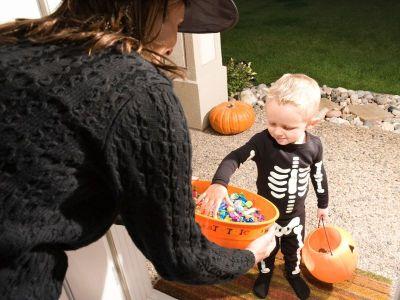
[310,139,329,220]
[212,139,258,187]
[197,137,259,216]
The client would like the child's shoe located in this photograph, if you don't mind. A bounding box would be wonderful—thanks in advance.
[252,270,273,298]
[285,273,310,300]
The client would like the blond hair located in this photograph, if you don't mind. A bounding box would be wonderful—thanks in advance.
[267,73,321,119]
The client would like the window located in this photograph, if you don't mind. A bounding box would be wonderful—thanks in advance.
[0,0,61,24]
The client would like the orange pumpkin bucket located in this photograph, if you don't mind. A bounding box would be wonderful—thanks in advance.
[193,180,279,249]
[302,224,358,283]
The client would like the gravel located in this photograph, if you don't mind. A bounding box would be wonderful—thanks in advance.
[149,106,400,293]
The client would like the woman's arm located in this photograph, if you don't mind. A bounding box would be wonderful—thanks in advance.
[105,83,254,284]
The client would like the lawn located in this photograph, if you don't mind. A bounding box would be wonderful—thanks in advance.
[221,0,400,94]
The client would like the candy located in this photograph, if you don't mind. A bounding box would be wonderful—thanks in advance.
[192,186,198,198]
[245,200,253,208]
[230,193,240,200]
[194,187,265,223]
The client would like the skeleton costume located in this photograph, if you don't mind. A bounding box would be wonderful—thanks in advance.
[212,129,329,278]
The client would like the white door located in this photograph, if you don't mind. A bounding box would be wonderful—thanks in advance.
[60,225,176,300]
[0,0,41,23]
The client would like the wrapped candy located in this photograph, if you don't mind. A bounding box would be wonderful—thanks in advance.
[216,192,265,223]
[194,190,265,223]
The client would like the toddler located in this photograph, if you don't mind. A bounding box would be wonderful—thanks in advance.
[197,74,329,299]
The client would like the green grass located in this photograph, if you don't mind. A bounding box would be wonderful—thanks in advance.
[221,0,400,94]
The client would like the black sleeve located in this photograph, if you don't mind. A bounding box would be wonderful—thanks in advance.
[105,84,254,284]
[310,139,329,208]
[212,137,258,187]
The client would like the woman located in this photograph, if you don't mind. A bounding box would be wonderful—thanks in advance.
[0,1,276,299]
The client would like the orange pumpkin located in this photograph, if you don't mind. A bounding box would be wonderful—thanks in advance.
[302,225,357,283]
[209,100,256,135]
[193,180,279,249]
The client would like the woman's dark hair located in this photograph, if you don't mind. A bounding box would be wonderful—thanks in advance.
[0,0,187,76]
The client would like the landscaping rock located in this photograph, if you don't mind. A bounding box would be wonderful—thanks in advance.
[326,117,350,125]
[240,89,258,106]
[257,84,269,99]
[341,92,349,100]
[364,120,382,129]
[350,93,361,104]
[348,104,394,122]
[356,90,366,98]
[388,106,400,116]
[316,107,330,120]
[331,90,341,103]
[352,116,364,126]
[363,92,374,101]
[257,83,268,90]
[320,98,340,111]
[326,109,342,118]
[381,122,395,132]
[375,95,391,106]
[341,105,351,114]
[322,85,332,96]
[361,98,369,104]
[343,114,355,123]
[250,86,258,96]
[336,87,347,93]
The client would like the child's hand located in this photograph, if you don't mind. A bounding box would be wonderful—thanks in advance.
[317,208,329,221]
[196,183,229,217]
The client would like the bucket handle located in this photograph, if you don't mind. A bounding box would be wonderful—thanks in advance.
[318,218,333,256]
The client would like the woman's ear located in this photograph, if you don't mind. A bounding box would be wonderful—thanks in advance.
[306,117,320,130]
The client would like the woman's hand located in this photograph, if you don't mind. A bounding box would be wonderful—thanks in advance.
[246,224,277,265]
[196,183,229,217]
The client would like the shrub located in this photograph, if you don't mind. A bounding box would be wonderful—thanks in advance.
[226,58,257,98]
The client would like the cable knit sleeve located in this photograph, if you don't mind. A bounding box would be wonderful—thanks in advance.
[104,82,254,284]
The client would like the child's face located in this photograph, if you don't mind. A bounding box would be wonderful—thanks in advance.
[265,100,310,145]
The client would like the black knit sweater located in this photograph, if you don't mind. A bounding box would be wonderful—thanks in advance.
[0,42,254,290]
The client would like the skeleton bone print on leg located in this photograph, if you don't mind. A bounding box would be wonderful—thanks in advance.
[267,156,310,214]
[292,224,304,275]
[260,260,271,274]
[274,217,304,275]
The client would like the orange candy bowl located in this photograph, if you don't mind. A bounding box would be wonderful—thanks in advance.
[193,180,279,249]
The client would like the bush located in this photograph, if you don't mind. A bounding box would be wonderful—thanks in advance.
[226,58,257,98]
